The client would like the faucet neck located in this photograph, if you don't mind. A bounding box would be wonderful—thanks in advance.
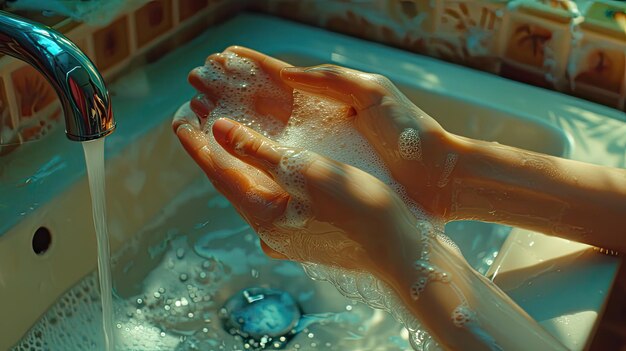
[0,11,115,141]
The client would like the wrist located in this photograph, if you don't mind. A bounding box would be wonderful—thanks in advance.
[366,217,421,282]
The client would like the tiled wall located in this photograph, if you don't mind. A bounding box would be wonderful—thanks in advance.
[254,0,626,109]
[0,0,243,156]
[1,0,626,156]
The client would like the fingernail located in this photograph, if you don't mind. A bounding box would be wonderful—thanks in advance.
[281,66,304,73]
[303,66,323,73]
[286,65,324,73]
[176,123,208,150]
[212,118,239,144]
[175,122,193,134]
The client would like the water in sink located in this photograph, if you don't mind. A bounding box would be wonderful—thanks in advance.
[14,178,412,350]
[13,140,508,351]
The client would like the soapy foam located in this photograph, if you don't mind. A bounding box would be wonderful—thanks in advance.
[398,128,422,161]
[13,273,181,351]
[272,150,313,229]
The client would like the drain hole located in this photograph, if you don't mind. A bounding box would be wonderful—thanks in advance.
[221,287,301,349]
[32,227,52,255]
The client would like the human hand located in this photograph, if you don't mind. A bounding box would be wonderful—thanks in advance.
[173,47,576,351]
[179,46,459,222]
[281,65,460,221]
[175,116,418,274]
[174,46,419,273]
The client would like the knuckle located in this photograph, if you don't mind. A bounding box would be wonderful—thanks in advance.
[245,136,265,156]
[315,64,345,76]
[226,124,245,146]
[368,73,393,91]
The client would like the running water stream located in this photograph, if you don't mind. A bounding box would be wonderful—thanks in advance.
[82,138,115,351]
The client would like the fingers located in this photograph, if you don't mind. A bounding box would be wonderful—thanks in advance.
[260,240,288,260]
[226,46,293,123]
[172,102,201,132]
[211,118,398,220]
[210,117,417,258]
[193,46,292,94]
[188,53,226,96]
[225,46,291,88]
[178,122,288,225]
[189,46,294,124]
[189,93,214,127]
[173,103,216,176]
[280,64,396,110]
[212,118,287,177]
[174,105,289,226]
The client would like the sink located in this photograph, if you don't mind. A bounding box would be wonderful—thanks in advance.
[1,13,622,350]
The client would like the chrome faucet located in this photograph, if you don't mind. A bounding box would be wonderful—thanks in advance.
[0,10,115,141]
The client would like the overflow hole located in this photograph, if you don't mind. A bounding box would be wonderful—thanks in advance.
[32,227,52,255]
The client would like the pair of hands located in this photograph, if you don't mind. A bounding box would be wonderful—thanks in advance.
[173,46,458,273]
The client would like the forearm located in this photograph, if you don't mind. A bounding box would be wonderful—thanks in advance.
[374,224,566,350]
[446,135,626,251]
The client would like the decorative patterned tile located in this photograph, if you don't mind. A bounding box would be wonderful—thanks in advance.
[499,7,572,89]
[134,0,174,49]
[573,45,624,94]
[11,66,58,119]
[326,10,380,41]
[93,15,131,71]
[568,18,626,109]
[384,0,435,33]
[10,65,62,146]
[439,1,503,35]
[511,0,576,23]
[504,20,554,68]
[427,1,505,71]
[0,77,17,156]
[583,1,626,39]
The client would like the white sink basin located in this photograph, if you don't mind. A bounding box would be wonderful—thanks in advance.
[1,13,623,350]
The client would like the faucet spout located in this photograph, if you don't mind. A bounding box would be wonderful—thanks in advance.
[0,11,115,141]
